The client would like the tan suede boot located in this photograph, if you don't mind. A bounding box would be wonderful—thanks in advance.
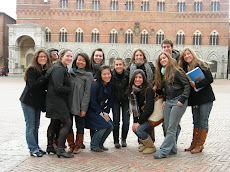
[139,135,156,154]
[73,134,83,154]
[185,128,200,151]
[66,133,75,153]
[191,129,208,154]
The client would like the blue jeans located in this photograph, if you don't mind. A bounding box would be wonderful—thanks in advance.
[90,121,114,150]
[157,98,188,157]
[21,102,41,153]
[192,102,213,129]
[112,99,130,132]
[69,114,85,134]
[134,121,154,140]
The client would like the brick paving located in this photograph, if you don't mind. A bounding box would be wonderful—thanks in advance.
[0,77,230,172]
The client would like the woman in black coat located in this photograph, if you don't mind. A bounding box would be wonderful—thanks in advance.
[46,49,74,158]
[179,48,215,154]
[20,49,51,157]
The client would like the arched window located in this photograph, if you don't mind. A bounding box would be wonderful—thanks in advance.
[111,0,118,10]
[60,0,68,8]
[126,0,134,11]
[92,0,100,10]
[156,30,164,44]
[76,0,84,9]
[142,0,149,11]
[125,29,133,44]
[211,0,220,12]
[194,0,202,12]
[157,0,165,12]
[59,28,67,42]
[210,30,219,45]
[91,28,99,43]
[176,30,185,45]
[177,0,185,12]
[140,30,148,44]
[110,29,118,43]
[193,30,202,45]
[75,28,83,42]
[45,27,51,42]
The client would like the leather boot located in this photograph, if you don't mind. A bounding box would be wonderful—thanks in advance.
[185,128,200,151]
[57,147,74,158]
[191,129,208,154]
[47,131,56,154]
[66,133,75,153]
[113,129,120,148]
[73,134,83,154]
[121,129,129,147]
[139,135,156,154]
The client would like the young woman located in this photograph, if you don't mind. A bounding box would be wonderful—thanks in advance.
[90,48,105,77]
[154,51,190,159]
[127,69,156,154]
[20,49,51,157]
[179,48,215,154]
[46,49,74,158]
[67,53,93,154]
[85,65,114,152]
[111,57,130,148]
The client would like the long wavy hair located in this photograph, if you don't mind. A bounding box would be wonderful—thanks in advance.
[90,48,105,70]
[24,49,52,81]
[130,48,148,64]
[155,51,181,89]
[178,47,209,71]
[72,53,90,71]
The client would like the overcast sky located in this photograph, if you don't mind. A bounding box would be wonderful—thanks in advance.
[0,0,229,20]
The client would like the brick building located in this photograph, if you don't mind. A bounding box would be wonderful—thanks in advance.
[8,0,229,78]
[0,12,16,75]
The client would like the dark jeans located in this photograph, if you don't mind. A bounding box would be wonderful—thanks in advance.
[69,114,85,134]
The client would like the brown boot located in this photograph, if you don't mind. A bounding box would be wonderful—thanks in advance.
[73,134,83,154]
[67,133,75,153]
[185,128,200,151]
[191,129,208,154]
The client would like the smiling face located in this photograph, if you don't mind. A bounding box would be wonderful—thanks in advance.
[37,51,48,67]
[159,54,169,67]
[101,68,111,85]
[61,51,73,67]
[162,43,173,56]
[50,50,58,61]
[134,73,143,87]
[114,60,124,74]
[134,51,144,63]
[93,51,103,64]
[76,55,86,69]
[183,50,194,65]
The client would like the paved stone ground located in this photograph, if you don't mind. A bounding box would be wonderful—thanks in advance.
[0,77,230,172]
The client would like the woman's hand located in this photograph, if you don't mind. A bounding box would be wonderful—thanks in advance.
[132,123,140,132]
[80,110,86,117]
[189,81,195,88]
[177,101,183,107]
[162,101,165,110]
[102,115,110,122]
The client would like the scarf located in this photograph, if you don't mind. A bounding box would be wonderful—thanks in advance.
[129,61,153,84]
[129,85,143,118]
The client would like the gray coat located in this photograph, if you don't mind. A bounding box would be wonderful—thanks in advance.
[68,68,94,116]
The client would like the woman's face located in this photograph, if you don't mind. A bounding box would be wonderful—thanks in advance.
[101,68,111,84]
[134,73,143,87]
[93,51,103,64]
[61,51,73,67]
[37,52,48,67]
[76,55,86,69]
[134,51,144,63]
[183,50,194,65]
[159,54,169,67]
[114,60,124,74]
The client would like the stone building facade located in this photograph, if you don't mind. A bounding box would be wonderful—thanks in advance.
[0,12,16,75]
[8,0,229,78]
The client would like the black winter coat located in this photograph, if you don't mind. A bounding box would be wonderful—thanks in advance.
[111,69,129,102]
[46,60,71,119]
[20,67,47,111]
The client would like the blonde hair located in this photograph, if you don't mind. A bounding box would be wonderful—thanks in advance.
[59,49,72,60]
[178,47,209,71]
[155,51,181,89]
[130,48,148,64]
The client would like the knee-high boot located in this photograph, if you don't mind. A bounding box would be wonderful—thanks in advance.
[73,134,83,154]
[191,129,208,154]
[66,133,75,153]
[139,135,156,154]
[46,132,56,154]
[185,128,200,151]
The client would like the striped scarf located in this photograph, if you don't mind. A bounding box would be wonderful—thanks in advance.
[129,85,143,118]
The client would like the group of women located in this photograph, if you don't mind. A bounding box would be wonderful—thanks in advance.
[20,46,215,159]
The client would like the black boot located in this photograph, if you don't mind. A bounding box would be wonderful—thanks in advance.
[113,129,120,148]
[121,130,129,147]
[47,130,56,154]
[56,147,74,158]
[46,145,56,154]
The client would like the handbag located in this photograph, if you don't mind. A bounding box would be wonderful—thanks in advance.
[142,87,164,127]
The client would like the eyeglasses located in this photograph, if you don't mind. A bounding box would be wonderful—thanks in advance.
[50,51,58,55]
[38,56,47,59]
